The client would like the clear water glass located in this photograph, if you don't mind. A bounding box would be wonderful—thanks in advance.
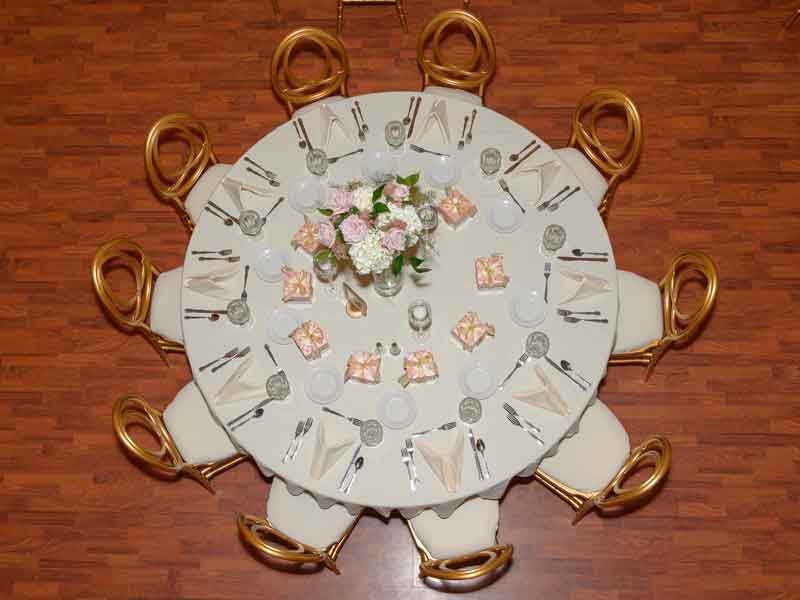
[373,267,404,297]
[313,249,339,296]
[238,209,263,236]
[226,298,251,326]
[385,120,406,153]
[480,147,502,178]
[416,203,439,259]
[541,224,567,256]
[408,299,432,341]
[459,397,483,424]
[306,148,328,177]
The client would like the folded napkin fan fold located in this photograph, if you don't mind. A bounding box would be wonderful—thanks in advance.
[415,428,464,493]
[414,99,451,148]
[319,104,355,150]
[213,355,265,405]
[557,266,611,305]
[310,421,355,480]
[184,263,241,300]
[512,365,570,416]
[221,177,275,212]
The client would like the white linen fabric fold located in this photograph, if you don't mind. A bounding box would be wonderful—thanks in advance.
[213,355,265,405]
[221,178,277,212]
[183,263,241,300]
[310,421,354,480]
[557,266,612,304]
[415,428,465,493]
[512,364,570,415]
[319,103,356,150]
[413,98,451,150]
[507,158,562,204]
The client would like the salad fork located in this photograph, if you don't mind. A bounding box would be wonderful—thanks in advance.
[411,421,457,438]
[290,417,314,460]
[537,185,570,211]
[199,346,239,372]
[502,402,542,433]
[400,446,416,492]
[505,413,545,445]
[404,438,420,484]
[211,346,251,373]
[544,262,552,303]
[322,406,363,427]
[192,249,233,256]
[282,421,304,463]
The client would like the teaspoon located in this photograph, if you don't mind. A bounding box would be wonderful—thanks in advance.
[572,248,609,257]
[559,360,591,386]
[510,139,536,162]
[345,456,364,494]
[184,313,221,321]
[231,408,264,431]
[476,438,491,478]
[403,97,415,125]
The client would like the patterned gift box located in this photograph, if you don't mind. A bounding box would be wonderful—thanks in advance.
[475,254,510,289]
[281,266,313,303]
[344,351,381,384]
[452,311,496,352]
[398,350,439,387]
[290,320,328,361]
[438,188,476,228]
[291,219,322,255]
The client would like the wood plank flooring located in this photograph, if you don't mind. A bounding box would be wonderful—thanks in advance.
[1,0,800,598]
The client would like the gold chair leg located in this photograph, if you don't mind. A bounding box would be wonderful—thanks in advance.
[396,0,408,33]
[337,0,344,34]
[272,0,280,17]
[785,9,800,29]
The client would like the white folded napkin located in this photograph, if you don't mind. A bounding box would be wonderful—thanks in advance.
[213,355,265,405]
[508,159,561,203]
[184,263,241,300]
[415,428,464,493]
[557,266,612,305]
[511,365,570,416]
[319,103,355,150]
[414,99,451,147]
[221,177,276,212]
[310,421,355,480]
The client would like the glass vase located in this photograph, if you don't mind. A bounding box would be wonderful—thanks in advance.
[373,266,404,297]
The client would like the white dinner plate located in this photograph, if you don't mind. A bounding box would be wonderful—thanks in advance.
[458,364,497,401]
[254,247,289,283]
[423,155,461,189]
[361,147,398,184]
[377,390,418,430]
[487,197,524,234]
[304,366,343,405]
[509,288,547,328]
[266,308,302,345]
[288,177,326,214]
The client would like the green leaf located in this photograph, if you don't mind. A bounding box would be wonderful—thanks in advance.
[372,202,390,216]
[405,173,420,186]
[409,256,431,273]
[314,249,332,264]
[350,206,360,215]
[391,254,404,276]
[372,184,385,202]
[318,208,333,217]
[336,229,344,243]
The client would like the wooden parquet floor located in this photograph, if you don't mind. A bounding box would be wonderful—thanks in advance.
[2,1,800,598]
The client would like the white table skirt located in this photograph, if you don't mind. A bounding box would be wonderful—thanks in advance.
[181,91,618,518]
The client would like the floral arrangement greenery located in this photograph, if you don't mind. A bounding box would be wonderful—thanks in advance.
[316,173,432,276]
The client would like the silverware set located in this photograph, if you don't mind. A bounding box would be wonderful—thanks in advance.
[557,307,607,324]
[410,144,449,157]
[411,421,456,437]
[559,359,592,387]
[211,346,251,373]
[504,143,540,175]
[198,255,240,262]
[466,108,476,144]
[509,140,538,162]
[184,307,228,321]
[355,100,368,134]
[230,406,266,431]
[198,345,243,372]
[457,115,469,150]
[468,427,490,480]
[322,406,363,427]
[192,249,232,256]
[499,331,550,390]
[244,157,280,187]
[207,201,240,225]
[537,185,581,212]
[282,417,313,463]
[503,403,544,444]
[498,178,525,213]
[401,438,420,491]
[263,343,278,367]
[407,96,422,138]
[403,97,415,125]
[227,397,276,428]
[544,262,552,303]
[544,355,589,391]
[292,121,307,149]
[328,148,364,164]
[557,255,608,263]
[205,205,235,226]
[339,445,364,494]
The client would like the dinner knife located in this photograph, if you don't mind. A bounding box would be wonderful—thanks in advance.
[544,355,588,391]
[407,96,422,139]
[339,444,362,491]
[226,397,274,427]
[467,427,484,480]
[503,144,540,175]
[556,256,609,263]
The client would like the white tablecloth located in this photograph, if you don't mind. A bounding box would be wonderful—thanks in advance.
[181,91,618,518]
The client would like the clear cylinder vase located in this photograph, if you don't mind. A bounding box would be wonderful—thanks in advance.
[373,267,404,297]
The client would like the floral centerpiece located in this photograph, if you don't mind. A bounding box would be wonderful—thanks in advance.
[315,173,432,295]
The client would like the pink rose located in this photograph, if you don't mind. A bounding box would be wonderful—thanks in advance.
[390,183,410,201]
[381,228,406,252]
[340,214,369,243]
[330,190,353,215]
[389,218,407,231]
[317,220,335,248]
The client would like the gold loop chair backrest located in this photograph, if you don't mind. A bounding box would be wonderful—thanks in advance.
[568,89,643,215]
[337,0,408,35]
[270,28,350,115]
[237,512,361,575]
[112,394,247,493]
[534,435,672,524]
[609,250,718,378]
[91,238,183,364]
[406,521,513,582]
[416,10,497,100]
[144,113,218,230]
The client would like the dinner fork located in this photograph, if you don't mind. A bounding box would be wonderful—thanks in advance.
[282,421,305,463]
[246,167,280,187]
[544,262,552,303]
[557,309,601,317]
[211,346,251,373]
[328,148,364,164]
[192,249,233,256]
[548,186,581,212]
[244,157,278,180]
[198,256,240,262]
[400,446,416,492]
[502,402,542,433]
[207,201,240,225]
[355,101,368,133]
[410,144,449,157]
[351,108,365,142]
[457,115,469,150]
[411,421,457,438]
[322,407,363,427]
[537,185,570,211]
[498,178,526,213]
[506,413,545,445]
[564,316,609,324]
[466,108,477,144]
[404,438,420,484]
[499,350,532,391]
[199,346,239,372]
[290,417,314,460]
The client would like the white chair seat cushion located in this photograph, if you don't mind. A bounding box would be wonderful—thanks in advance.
[555,147,608,209]
[613,270,665,353]
[267,477,357,550]
[409,497,499,560]
[539,399,630,493]
[423,85,483,106]
[149,267,183,344]
[186,163,232,224]
[294,96,347,116]
[162,381,238,464]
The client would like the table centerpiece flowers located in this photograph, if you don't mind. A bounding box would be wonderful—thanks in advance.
[316,173,432,297]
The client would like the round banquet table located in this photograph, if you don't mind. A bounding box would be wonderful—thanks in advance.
[181,91,618,518]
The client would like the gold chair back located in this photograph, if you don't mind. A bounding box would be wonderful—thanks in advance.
[144,113,219,231]
[237,512,361,574]
[535,435,672,524]
[270,28,350,115]
[567,88,643,215]
[416,10,496,100]
[112,394,247,493]
[91,238,184,364]
[406,521,513,581]
[337,0,408,34]
[609,250,718,378]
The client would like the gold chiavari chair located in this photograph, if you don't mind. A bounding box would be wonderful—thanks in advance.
[271,27,350,116]
[238,478,361,574]
[271,0,280,17]
[556,88,643,216]
[337,0,408,34]
[534,400,672,524]
[91,238,184,365]
[609,251,718,379]
[144,113,231,231]
[113,388,248,493]
[406,498,513,582]
[416,9,496,105]
[786,8,799,29]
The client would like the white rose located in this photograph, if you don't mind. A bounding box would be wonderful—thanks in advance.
[348,230,392,275]
[352,187,373,212]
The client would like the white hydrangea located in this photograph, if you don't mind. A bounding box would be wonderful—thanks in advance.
[352,186,373,212]
[376,203,423,246]
[348,230,392,275]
